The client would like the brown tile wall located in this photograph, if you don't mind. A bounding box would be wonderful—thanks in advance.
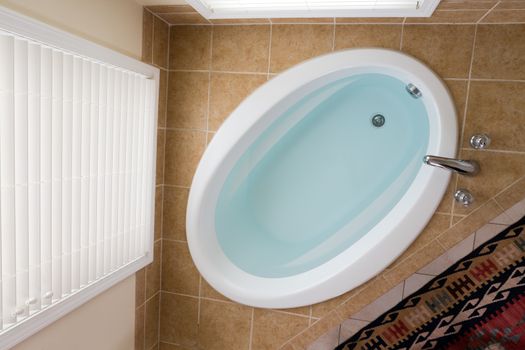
[136,8,170,350]
[143,1,525,349]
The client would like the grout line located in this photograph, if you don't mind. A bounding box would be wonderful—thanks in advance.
[168,69,270,75]
[415,271,438,278]
[470,77,525,83]
[471,231,477,250]
[399,17,407,50]
[161,290,200,299]
[477,1,502,23]
[159,340,183,347]
[475,21,525,24]
[494,201,509,215]
[143,278,147,350]
[198,276,202,324]
[436,239,448,251]
[162,184,191,189]
[149,11,200,15]
[144,290,161,303]
[492,175,525,206]
[308,306,313,326]
[268,308,312,319]
[248,308,255,350]
[156,239,164,344]
[444,77,469,81]
[204,26,214,147]
[347,316,374,323]
[267,24,273,79]
[156,290,162,345]
[435,8,500,12]
[160,290,312,319]
[163,238,187,243]
[452,18,480,222]
[145,7,172,27]
[404,22,484,25]
[449,175,458,227]
[331,21,336,51]
[168,22,212,26]
[460,148,525,155]
[165,19,171,70]
[162,126,210,133]
[336,22,404,25]
[157,16,170,346]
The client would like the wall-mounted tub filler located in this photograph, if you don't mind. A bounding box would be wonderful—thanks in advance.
[423,155,480,176]
[186,49,457,308]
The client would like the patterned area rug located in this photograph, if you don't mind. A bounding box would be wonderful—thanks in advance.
[336,215,525,350]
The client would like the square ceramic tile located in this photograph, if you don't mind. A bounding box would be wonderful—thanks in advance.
[462,82,525,153]
[454,151,525,216]
[212,25,270,72]
[472,24,525,80]
[490,211,515,225]
[159,293,199,347]
[198,299,252,350]
[474,223,507,248]
[251,310,309,350]
[418,233,475,275]
[402,25,476,79]
[351,282,404,322]
[334,25,401,50]
[504,198,525,222]
[270,24,333,73]
[338,319,369,343]
[402,273,434,298]
[307,325,340,350]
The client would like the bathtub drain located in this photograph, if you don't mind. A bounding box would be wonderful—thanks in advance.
[371,114,385,127]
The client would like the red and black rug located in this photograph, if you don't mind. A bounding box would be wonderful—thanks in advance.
[336,215,525,350]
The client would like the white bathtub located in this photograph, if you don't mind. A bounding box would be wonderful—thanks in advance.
[186,48,457,308]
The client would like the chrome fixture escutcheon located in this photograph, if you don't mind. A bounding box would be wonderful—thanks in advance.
[470,133,491,149]
[454,189,474,207]
[406,83,422,98]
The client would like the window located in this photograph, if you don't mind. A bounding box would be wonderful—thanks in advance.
[185,0,440,18]
[0,6,158,349]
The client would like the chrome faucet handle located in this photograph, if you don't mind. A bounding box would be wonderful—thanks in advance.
[455,189,474,207]
[470,134,491,149]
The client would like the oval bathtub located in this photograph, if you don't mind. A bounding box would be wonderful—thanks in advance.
[187,49,457,308]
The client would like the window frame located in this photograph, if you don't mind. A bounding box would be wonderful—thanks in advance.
[184,0,441,19]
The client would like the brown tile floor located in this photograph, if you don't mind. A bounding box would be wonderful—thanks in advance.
[140,3,525,349]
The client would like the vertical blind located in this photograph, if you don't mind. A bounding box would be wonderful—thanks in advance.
[0,29,156,332]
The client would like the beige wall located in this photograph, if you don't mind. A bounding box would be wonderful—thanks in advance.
[0,0,143,59]
[0,1,145,349]
[13,276,136,350]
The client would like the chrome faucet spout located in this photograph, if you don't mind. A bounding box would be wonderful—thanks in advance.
[423,155,480,176]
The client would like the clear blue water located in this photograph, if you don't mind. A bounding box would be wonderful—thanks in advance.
[215,73,429,277]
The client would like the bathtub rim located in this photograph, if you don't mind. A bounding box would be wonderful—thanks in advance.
[186,48,457,308]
